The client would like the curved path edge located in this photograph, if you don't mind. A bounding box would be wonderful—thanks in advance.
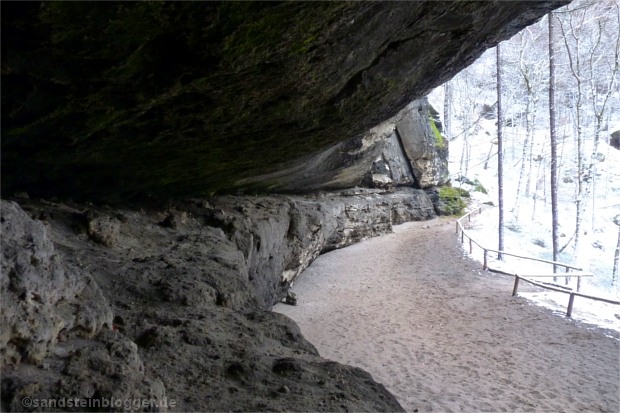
[276,216,620,412]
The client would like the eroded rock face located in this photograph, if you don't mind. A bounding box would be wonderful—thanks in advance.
[367,130,417,189]
[0,1,570,410]
[240,98,448,193]
[0,201,113,367]
[1,191,433,411]
[1,1,568,201]
[1,201,166,412]
[396,100,450,188]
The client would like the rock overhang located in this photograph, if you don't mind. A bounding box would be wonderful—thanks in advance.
[1,1,569,203]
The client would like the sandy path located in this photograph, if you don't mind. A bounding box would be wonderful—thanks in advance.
[275,217,620,412]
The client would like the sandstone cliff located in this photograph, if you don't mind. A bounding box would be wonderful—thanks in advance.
[1,96,446,412]
[2,188,433,412]
[1,1,570,411]
[236,97,449,194]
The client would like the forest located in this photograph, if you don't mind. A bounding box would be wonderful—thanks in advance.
[429,0,620,305]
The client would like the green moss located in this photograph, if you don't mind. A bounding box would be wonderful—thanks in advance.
[439,186,469,215]
[88,111,123,134]
[440,186,470,199]
[224,11,290,64]
[429,113,445,148]
[290,36,317,55]
[472,178,488,194]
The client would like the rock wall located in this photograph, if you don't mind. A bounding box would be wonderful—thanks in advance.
[366,130,416,188]
[239,97,449,194]
[611,130,620,150]
[395,100,450,189]
[1,189,433,411]
[0,2,570,410]
[1,201,167,412]
[366,98,450,190]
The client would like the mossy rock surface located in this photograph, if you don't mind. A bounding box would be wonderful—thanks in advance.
[429,113,445,149]
[2,1,567,202]
[439,187,470,200]
[438,186,469,216]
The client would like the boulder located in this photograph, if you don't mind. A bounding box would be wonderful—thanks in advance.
[86,213,122,247]
[611,130,619,150]
[396,100,450,188]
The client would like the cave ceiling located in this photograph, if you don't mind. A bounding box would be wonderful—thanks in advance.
[1,1,569,202]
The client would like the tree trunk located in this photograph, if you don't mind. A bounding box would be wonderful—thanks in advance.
[444,81,452,139]
[549,12,559,276]
[483,140,494,170]
[613,220,620,290]
[497,44,505,260]
[559,10,587,267]
[587,3,620,232]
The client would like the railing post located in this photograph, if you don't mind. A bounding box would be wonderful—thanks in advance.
[469,238,473,254]
[512,276,520,296]
[483,250,488,270]
[567,293,575,317]
[461,230,464,244]
[577,276,582,292]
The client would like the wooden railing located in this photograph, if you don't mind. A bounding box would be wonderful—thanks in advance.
[455,206,620,317]
[510,274,620,317]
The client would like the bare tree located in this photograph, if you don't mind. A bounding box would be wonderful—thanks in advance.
[586,1,620,231]
[557,1,619,261]
[549,12,560,275]
[512,26,546,219]
[558,9,587,261]
[613,215,620,290]
[436,1,619,291]
[444,81,452,139]
[497,44,505,259]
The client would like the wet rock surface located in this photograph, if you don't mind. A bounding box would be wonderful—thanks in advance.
[1,190,433,411]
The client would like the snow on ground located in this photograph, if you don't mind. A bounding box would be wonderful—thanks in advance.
[460,206,620,332]
[427,57,620,331]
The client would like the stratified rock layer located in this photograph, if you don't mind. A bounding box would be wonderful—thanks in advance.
[239,97,448,193]
[1,190,433,411]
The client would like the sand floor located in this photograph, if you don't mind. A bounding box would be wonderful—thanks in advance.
[275,216,620,412]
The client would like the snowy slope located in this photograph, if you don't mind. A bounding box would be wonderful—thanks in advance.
[427,44,620,330]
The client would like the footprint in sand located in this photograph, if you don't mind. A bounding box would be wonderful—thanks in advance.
[275,218,620,413]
